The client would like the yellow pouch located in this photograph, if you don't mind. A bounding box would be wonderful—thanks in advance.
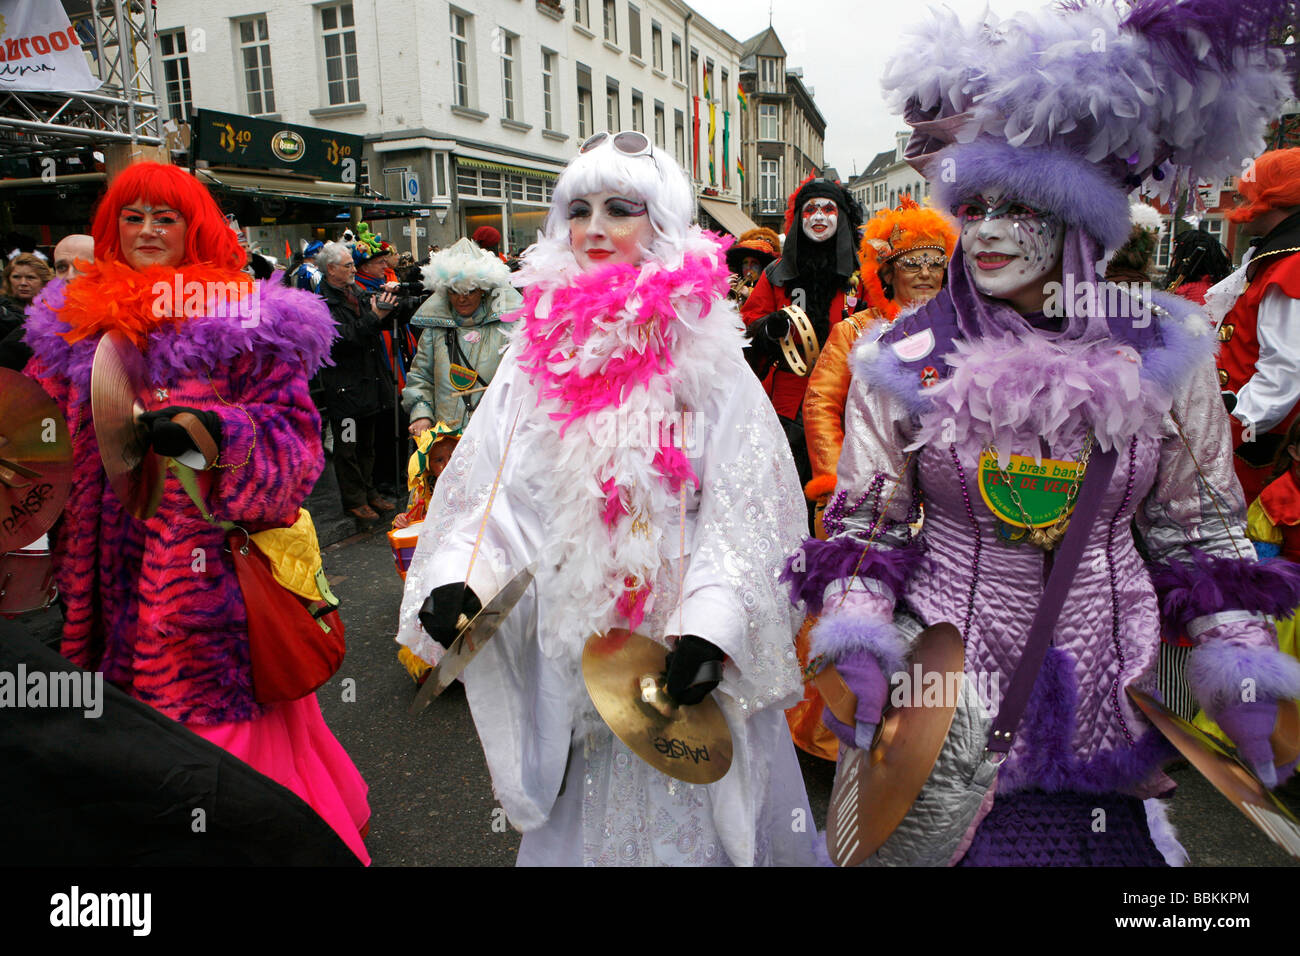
[249,508,337,606]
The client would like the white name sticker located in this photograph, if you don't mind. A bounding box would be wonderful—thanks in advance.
[892,328,935,363]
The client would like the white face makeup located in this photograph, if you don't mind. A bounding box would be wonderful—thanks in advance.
[956,190,1064,313]
[800,198,839,243]
[567,190,655,271]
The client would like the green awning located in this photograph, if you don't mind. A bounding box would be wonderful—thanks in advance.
[456,157,559,180]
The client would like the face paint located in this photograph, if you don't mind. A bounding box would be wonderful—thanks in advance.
[568,190,655,271]
[801,198,838,243]
[957,190,1063,314]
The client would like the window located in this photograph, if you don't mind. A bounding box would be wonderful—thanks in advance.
[235,16,275,115]
[542,49,557,131]
[651,22,663,71]
[759,159,780,213]
[320,3,360,105]
[573,0,589,28]
[671,36,682,82]
[689,50,697,96]
[603,0,617,44]
[759,104,778,140]
[577,64,593,139]
[500,29,518,120]
[721,68,728,111]
[653,101,665,148]
[674,109,685,165]
[157,29,192,123]
[450,10,471,108]
[606,80,620,132]
[631,90,644,133]
[628,5,642,59]
[759,56,781,93]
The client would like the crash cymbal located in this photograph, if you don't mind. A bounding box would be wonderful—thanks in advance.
[821,622,965,867]
[582,629,733,785]
[91,331,164,519]
[1129,688,1300,859]
[0,369,72,552]
[409,562,538,715]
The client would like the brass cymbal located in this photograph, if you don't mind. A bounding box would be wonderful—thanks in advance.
[582,629,733,785]
[91,331,164,519]
[0,369,72,552]
[1129,688,1300,859]
[822,622,965,867]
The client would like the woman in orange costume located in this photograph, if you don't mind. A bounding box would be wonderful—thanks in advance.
[788,196,957,760]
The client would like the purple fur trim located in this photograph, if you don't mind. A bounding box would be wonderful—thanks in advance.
[23,278,335,393]
[849,337,930,418]
[930,140,1131,250]
[1149,550,1300,633]
[1186,642,1300,713]
[808,612,909,675]
[781,537,924,616]
[997,647,1175,794]
[1144,799,1188,867]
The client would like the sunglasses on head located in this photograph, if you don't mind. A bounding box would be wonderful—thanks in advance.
[579,130,653,157]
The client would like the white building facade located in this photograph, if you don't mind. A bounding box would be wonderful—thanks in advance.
[156,0,744,255]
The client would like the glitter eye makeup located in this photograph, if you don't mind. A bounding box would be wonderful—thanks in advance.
[567,200,592,220]
[607,198,648,217]
[802,200,837,218]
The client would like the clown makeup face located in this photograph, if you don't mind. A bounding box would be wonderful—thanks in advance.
[119,201,188,270]
[568,191,655,271]
[741,255,763,281]
[801,199,839,243]
[956,191,1064,314]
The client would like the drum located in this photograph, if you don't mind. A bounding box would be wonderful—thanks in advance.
[1,534,57,617]
[387,522,423,579]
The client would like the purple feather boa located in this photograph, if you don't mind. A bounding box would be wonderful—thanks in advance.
[781,537,924,616]
[850,337,932,419]
[1149,549,1300,634]
[808,613,910,675]
[1186,641,1300,714]
[23,276,335,393]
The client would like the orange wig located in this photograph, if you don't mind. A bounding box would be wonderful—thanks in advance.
[1228,148,1300,224]
[91,162,245,271]
[857,196,957,320]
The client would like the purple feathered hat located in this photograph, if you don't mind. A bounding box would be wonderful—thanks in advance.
[883,0,1296,250]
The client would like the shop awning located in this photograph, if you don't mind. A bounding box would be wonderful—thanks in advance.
[455,157,559,180]
[196,168,437,220]
[698,197,760,238]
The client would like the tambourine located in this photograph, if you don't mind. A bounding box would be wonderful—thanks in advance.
[777,305,821,377]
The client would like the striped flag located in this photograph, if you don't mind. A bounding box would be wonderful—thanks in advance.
[737,158,746,183]
[737,87,748,111]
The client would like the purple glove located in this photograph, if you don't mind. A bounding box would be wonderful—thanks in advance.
[821,649,890,752]
[1215,700,1280,788]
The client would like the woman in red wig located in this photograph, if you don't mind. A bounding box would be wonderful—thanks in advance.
[22,162,370,863]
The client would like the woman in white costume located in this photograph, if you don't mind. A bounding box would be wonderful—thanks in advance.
[396,131,815,866]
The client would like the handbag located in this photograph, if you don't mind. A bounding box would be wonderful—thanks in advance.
[173,462,345,704]
[834,445,1120,866]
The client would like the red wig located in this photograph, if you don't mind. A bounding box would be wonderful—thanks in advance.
[1228,148,1300,224]
[91,162,245,271]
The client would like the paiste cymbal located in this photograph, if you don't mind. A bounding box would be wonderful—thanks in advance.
[582,629,733,785]
[819,622,965,867]
[0,369,72,552]
[91,331,164,519]
[1128,688,1300,859]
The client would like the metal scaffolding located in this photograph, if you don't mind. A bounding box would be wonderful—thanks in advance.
[0,0,162,160]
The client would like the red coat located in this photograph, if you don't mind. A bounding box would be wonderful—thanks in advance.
[1220,251,1300,503]
[740,270,850,420]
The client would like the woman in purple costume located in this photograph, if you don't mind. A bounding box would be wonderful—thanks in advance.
[785,0,1300,865]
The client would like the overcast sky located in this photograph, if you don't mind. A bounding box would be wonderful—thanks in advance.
[686,0,1033,176]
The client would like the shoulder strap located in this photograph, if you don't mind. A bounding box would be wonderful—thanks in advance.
[986,445,1119,755]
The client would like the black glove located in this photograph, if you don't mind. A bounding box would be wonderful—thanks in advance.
[745,310,790,355]
[1222,390,1238,414]
[419,582,482,649]
[662,634,725,705]
[137,406,222,458]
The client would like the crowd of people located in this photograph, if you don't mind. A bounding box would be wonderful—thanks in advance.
[4,0,1300,869]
